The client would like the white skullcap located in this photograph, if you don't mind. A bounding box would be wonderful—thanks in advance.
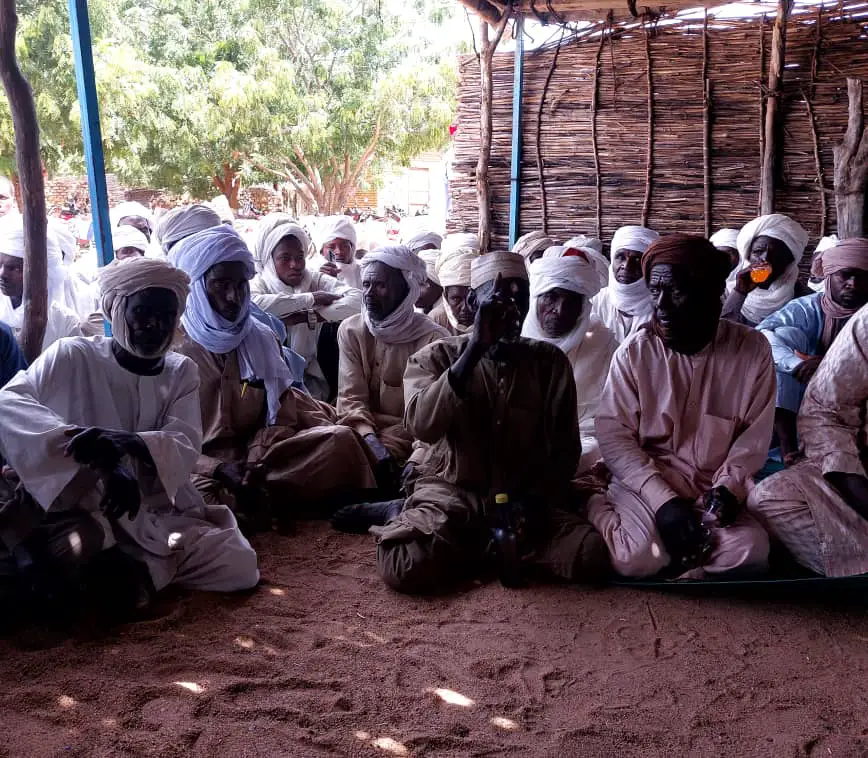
[709,229,740,250]
[736,214,809,265]
[111,201,153,227]
[112,225,148,254]
[471,252,528,289]
[611,226,660,256]
[441,233,479,256]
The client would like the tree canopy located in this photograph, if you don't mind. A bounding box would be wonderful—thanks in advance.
[3,0,459,210]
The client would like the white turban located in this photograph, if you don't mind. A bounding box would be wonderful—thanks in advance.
[441,233,479,257]
[111,201,153,228]
[564,235,603,255]
[436,246,478,289]
[112,225,148,254]
[253,214,311,294]
[710,228,739,250]
[170,226,292,424]
[315,216,357,256]
[155,204,222,255]
[418,249,441,286]
[512,230,555,262]
[98,257,189,358]
[543,245,609,290]
[810,234,840,280]
[405,231,443,254]
[360,245,447,344]
[0,215,67,301]
[611,225,660,256]
[523,255,601,354]
[470,252,528,290]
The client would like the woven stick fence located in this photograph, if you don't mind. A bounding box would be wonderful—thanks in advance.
[449,0,868,256]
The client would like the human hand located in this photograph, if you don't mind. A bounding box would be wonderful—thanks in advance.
[655,497,712,569]
[65,427,148,472]
[312,291,343,308]
[470,274,522,353]
[700,485,741,528]
[99,464,141,520]
[734,267,760,296]
[319,262,340,278]
[793,353,822,384]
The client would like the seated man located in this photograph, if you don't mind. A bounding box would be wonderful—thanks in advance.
[0,217,81,352]
[757,238,868,463]
[113,225,149,261]
[429,243,479,335]
[748,304,868,576]
[512,230,554,267]
[346,252,609,593]
[252,214,361,401]
[522,251,617,473]
[590,235,773,579]
[807,235,839,293]
[313,216,362,289]
[415,249,443,315]
[591,225,659,343]
[169,226,376,527]
[338,245,448,482]
[0,257,258,616]
[722,213,810,327]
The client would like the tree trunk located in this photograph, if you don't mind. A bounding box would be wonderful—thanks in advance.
[833,78,868,239]
[759,0,789,216]
[213,163,241,209]
[476,19,493,253]
[0,0,47,362]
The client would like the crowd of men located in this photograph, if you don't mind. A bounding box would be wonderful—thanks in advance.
[0,190,867,620]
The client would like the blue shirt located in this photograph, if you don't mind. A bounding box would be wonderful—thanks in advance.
[756,293,824,374]
[0,320,26,387]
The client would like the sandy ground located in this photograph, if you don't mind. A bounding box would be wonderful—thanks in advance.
[2,522,868,758]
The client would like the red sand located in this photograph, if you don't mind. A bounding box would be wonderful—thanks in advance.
[3,521,868,757]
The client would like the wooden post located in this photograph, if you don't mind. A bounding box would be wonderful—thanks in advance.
[641,21,653,227]
[591,28,605,239]
[833,78,868,239]
[702,11,711,238]
[759,0,790,216]
[476,8,510,254]
[757,14,765,216]
[535,29,563,236]
[0,0,47,362]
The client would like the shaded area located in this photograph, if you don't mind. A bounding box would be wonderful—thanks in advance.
[1,521,868,757]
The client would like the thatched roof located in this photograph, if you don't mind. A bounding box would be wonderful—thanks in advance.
[459,0,747,24]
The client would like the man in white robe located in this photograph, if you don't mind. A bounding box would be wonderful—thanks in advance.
[591,225,659,343]
[252,214,362,401]
[0,257,258,616]
[523,249,617,472]
[312,216,362,289]
[0,216,81,352]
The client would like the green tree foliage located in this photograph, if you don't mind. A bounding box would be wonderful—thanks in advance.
[2,0,458,208]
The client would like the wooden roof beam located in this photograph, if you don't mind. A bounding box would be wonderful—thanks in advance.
[457,0,503,25]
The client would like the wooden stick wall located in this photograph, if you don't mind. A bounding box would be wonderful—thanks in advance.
[448,2,868,253]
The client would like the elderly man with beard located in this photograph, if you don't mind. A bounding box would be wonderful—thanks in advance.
[0,257,258,619]
[340,253,610,594]
[589,235,773,579]
[522,249,617,473]
[337,246,448,490]
[170,226,377,530]
[591,225,660,343]
[757,237,868,464]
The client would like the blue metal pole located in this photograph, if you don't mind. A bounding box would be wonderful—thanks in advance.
[68,0,113,270]
[508,14,524,249]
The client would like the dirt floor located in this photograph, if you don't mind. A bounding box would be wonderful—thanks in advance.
[2,522,868,758]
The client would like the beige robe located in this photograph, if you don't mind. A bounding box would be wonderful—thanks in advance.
[251,270,362,400]
[590,320,774,578]
[176,337,376,507]
[372,336,610,593]
[429,301,461,337]
[590,288,651,344]
[336,314,444,464]
[748,306,868,576]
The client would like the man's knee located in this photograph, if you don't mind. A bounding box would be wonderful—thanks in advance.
[376,535,459,594]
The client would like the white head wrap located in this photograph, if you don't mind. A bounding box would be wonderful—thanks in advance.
[360,246,448,344]
[170,226,292,424]
[98,257,189,358]
[810,234,840,279]
[436,246,478,289]
[0,215,67,303]
[512,230,555,263]
[735,214,809,324]
[112,225,148,255]
[111,201,153,229]
[441,233,480,257]
[210,195,235,223]
[523,255,602,355]
[418,249,441,286]
[543,245,609,290]
[315,216,357,256]
[253,214,312,294]
[710,228,740,250]
[155,204,222,255]
[470,252,528,290]
[607,225,659,317]
[405,231,443,254]
[564,235,603,255]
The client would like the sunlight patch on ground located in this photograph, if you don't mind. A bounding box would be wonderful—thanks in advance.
[490,716,519,731]
[355,731,410,755]
[174,681,205,694]
[57,695,76,709]
[234,636,255,650]
[426,687,475,707]
[268,587,286,596]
